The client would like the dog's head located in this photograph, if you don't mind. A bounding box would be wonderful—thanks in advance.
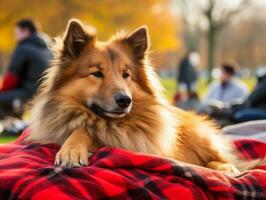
[43,19,164,119]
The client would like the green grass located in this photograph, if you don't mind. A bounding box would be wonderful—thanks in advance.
[161,77,255,101]
[160,78,177,100]
[0,136,17,144]
[160,78,210,100]
[0,77,255,144]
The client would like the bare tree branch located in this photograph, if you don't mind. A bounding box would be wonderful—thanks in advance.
[217,0,250,28]
[174,0,254,81]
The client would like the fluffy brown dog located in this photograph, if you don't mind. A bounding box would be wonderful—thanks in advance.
[27,19,258,172]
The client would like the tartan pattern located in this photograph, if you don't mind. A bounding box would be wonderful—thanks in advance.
[0,129,266,200]
[234,139,266,161]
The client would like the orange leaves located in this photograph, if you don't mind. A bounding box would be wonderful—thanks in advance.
[0,0,182,53]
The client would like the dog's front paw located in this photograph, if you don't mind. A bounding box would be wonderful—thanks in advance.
[54,145,89,168]
[216,163,240,173]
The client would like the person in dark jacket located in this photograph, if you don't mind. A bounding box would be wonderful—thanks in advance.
[233,68,266,122]
[0,18,51,117]
[177,50,200,94]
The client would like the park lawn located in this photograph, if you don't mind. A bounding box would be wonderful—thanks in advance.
[160,78,208,100]
[161,78,216,100]
[160,77,256,101]
[0,136,17,144]
[0,77,255,144]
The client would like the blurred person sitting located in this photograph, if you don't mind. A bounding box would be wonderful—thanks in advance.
[232,68,266,122]
[0,18,51,118]
[177,91,203,112]
[177,50,200,94]
[205,62,248,107]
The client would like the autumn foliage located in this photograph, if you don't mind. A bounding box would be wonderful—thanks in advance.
[0,0,182,53]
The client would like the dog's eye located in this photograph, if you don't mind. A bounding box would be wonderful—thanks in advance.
[123,72,130,79]
[90,71,104,78]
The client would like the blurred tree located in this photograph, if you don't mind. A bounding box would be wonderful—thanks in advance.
[175,0,202,50]
[176,0,250,82]
[218,13,266,69]
[202,0,250,82]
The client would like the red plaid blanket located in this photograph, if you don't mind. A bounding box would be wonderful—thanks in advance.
[0,129,266,200]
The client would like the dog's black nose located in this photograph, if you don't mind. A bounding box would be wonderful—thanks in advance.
[115,93,132,109]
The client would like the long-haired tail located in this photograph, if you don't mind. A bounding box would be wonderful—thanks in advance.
[235,157,266,172]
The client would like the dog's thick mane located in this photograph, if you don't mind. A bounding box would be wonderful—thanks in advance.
[27,26,178,157]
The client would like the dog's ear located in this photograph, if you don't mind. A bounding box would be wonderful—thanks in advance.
[125,26,149,60]
[63,19,95,58]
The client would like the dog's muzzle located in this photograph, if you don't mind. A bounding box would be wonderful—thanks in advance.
[87,102,130,119]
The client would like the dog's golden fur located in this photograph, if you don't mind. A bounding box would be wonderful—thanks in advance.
[27,19,260,172]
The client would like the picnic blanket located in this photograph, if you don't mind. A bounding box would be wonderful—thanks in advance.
[0,129,266,200]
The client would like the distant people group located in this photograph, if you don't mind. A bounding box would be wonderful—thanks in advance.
[0,18,51,118]
[176,51,266,125]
